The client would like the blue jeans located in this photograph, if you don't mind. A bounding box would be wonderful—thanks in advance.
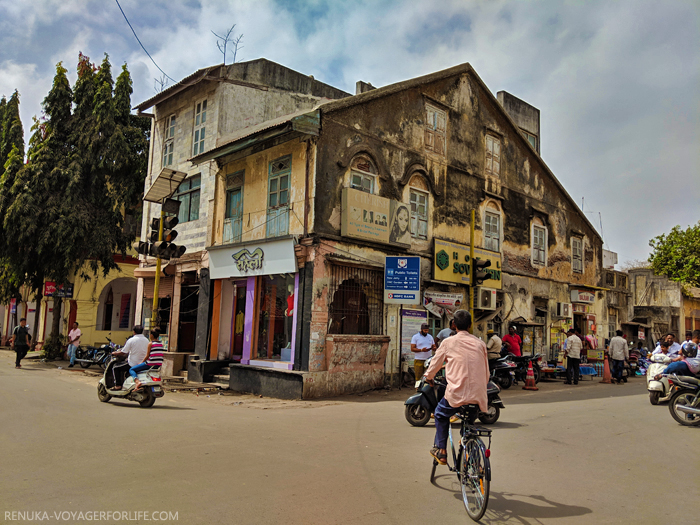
[612,359,625,382]
[434,397,478,449]
[664,361,691,376]
[129,363,150,379]
[68,344,78,365]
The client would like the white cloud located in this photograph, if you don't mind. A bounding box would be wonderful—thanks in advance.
[0,0,698,265]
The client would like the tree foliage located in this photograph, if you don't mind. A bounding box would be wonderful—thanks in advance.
[648,222,700,287]
[0,54,150,336]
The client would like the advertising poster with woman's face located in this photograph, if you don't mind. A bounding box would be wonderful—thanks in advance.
[389,204,411,245]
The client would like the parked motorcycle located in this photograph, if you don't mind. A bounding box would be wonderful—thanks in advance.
[508,353,542,384]
[97,356,164,408]
[404,358,504,426]
[667,374,700,426]
[647,354,675,405]
[489,355,516,389]
[75,337,120,370]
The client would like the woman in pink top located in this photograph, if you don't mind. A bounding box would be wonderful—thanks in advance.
[425,310,489,465]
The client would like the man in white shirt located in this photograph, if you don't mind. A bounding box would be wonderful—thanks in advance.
[652,333,682,357]
[607,330,629,384]
[564,329,582,385]
[67,322,82,368]
[411,323,436,384]
[486,329,503,363]
[110,325,150,390]
[436,319,456,347]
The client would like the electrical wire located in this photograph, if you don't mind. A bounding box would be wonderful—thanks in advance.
[114,0,176,83]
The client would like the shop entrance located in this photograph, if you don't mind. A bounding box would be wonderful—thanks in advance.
[231,281,247,361]
[255,274,295,361]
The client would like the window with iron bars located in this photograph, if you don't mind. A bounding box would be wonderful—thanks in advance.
[327,263,384,335]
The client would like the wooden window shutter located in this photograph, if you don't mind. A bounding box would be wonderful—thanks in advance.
[143,277,174,299]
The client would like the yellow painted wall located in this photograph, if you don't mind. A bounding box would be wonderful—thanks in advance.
[37,261,139,347]
[212,138,308,245]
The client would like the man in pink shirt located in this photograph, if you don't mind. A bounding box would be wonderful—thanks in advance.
[425,310,489,465]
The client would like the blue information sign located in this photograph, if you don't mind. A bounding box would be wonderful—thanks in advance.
[384,256,421,305]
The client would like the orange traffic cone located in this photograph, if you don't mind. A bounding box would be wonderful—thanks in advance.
[523,360,539,391]
[599,354,612,384]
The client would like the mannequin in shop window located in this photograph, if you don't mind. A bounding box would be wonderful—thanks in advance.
[284,284,294,349]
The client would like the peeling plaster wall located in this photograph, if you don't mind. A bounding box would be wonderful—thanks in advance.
[212,139,308,244]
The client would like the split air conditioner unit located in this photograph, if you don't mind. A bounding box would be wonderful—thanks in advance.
[556,302,572,318]
[477,287,497,311]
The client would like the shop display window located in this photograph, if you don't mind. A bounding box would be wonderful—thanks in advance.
[256,274,295,361]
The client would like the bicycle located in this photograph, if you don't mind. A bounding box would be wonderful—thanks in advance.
[430,401,492,521]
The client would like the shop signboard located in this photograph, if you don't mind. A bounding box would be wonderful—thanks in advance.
[44,282,74,298]
[432,239,502,289]
[401,308,427,365]
[384,256,420,305]
[341,188,411,247]
[208,238,298,279]
[570,289,595,304]
[638,329,645,340]
[10,298,16,314]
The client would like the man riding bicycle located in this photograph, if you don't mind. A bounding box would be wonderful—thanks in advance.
[425,310,489,465]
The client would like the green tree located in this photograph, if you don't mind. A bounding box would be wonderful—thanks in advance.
[648,222,700,287]
[0,54,149,348]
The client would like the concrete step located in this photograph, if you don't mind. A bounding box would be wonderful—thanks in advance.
[163,376,187,385]
[178,370,188,379]
[212,374,230,384]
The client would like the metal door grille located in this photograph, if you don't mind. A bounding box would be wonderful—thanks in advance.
[327,263,384,335]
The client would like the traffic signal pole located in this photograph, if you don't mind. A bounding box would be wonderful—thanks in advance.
[469,209,475,323]
[151,208,165,329]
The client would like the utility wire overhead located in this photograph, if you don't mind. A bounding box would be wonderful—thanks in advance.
[114,0,175,83]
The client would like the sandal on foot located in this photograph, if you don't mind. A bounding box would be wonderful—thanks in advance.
[430,447,447,466]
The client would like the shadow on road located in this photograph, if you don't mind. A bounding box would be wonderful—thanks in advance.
[503,379,647,406]
[430,476,593,524]
[106,401,195,410]
[480,492,593,523]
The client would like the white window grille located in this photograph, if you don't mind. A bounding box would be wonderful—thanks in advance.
[484,211,500,252]
[572,237,583,273]
[533,225,546,266]
[162,115,176,167]
[409,189,428,239]
[485,135,501,176]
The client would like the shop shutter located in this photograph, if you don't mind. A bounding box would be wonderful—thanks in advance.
[143,277,174,299]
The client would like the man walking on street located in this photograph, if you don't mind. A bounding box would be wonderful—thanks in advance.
[67,322,82,368]
[608,330,629,384]
[410,323,436,384]
[10,318,31,369]
[564,328,582,385]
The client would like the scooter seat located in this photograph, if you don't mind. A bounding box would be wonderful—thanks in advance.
[676,375,700,385]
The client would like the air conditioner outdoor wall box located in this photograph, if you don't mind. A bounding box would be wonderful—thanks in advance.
[477,287,497,310]
[556,302,572,318]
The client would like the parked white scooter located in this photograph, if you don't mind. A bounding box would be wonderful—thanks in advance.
[97,357,165,408]
[647,354,674,405]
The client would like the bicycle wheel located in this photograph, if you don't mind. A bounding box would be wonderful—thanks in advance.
[460,437,490,521]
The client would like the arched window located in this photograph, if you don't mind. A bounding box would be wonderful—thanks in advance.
[349,155,377,194]
[95,278,137,331]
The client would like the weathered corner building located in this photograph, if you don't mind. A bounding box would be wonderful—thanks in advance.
[180,62,605,398]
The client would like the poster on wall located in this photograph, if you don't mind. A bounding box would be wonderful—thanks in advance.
[401,308,427,365]
[423,291,465,319]
[638,329,645,340]
[341,188,411,247]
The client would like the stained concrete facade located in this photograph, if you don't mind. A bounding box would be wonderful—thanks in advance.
[134,60,350,356]
[198,62,605,397]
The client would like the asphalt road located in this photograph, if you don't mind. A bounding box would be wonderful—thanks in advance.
[1,351,698,525]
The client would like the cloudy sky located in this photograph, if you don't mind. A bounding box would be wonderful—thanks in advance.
[1,0,698,265]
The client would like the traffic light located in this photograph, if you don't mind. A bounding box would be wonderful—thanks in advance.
[472,257,492,285]
[138,214,187,260]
